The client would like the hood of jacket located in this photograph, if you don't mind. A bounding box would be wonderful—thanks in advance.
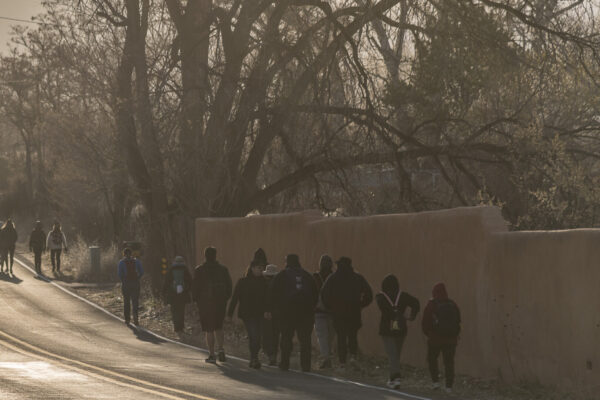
[432,282,448,300]
[381,274,399,298]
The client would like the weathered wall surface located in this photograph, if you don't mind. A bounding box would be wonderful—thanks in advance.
[195,210,322,280]
[480,230,600,387]
[196,206,600,387]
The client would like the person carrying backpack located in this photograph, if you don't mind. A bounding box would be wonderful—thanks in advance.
[376,274,420,389]
[117,248,144,326]
[46,221,68,273]
[162,256,193,333]
[262,264,280,366]
[321,256,373,367]
[0,219,17,275]
[193,247,232,364]
[421,282,461,394]
[313,254,335,369]
[29,221,46,275]
[268,254,318,372]
[228,260,268,369]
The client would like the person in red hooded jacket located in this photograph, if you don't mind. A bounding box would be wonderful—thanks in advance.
[421,283,461,393]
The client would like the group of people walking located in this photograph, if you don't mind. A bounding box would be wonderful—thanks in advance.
[29,220,68,274]
[150,247,461,393]
[0,219,68,276]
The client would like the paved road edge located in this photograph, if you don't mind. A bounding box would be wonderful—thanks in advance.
[13,255,432,400]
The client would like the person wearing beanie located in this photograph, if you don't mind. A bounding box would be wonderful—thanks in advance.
[313,254,335,369]
[321,256,373,367]
[262,264,280,366]
[421,282,461,394]
[228,260,268,369]
[162,256,193,333]
[29,221,46,275]
[375,274,420,389]
[253,248,268,268]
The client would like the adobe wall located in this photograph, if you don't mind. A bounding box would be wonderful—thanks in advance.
[480,230,600,387]
[195,206,600,387]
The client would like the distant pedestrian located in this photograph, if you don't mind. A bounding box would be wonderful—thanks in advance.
[228,260,268,369]
[29,221,46,275]
[0,219,18,275]
[117,248,144,326]
[253,248,268,269]
[376,274,420,389]
[193,247,232,364]
[321,256,373,367]
[162,256,192,333]
[313,254,335,369]
[269,254,318,372]
[262,264,280,366]
[46,221,68,273]
[421,283,461,394]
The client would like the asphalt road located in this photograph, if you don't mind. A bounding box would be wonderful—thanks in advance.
[0,255,433,400]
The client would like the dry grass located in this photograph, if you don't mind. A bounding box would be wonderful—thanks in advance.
[60,236,121,282]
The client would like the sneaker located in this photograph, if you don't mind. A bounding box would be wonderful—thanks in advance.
[217,350,226,362]
[432,382,441,390]
[319,359,332,370]
[386,379,401,389]
[205,355,217,364]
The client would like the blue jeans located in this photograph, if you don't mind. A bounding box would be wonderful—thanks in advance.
[382,335,406,380]
[122,281,140,323]
[243,317,263,360]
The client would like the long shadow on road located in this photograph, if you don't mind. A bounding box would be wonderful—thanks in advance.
[216,362,401,400]
[129,326,167,345]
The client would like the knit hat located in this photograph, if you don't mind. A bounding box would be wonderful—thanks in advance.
[263,264,279,277]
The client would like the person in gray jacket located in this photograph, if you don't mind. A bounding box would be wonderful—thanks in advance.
[46,221,68,273]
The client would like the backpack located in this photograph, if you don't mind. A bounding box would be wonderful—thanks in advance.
[285,268,312,310]
[51,231,63,247]
[432,299,460,337]
[172,269,185,294]
[381,291,407,335]
[124,259,138,281]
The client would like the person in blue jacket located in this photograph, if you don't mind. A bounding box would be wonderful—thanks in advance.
[117,248,144,326]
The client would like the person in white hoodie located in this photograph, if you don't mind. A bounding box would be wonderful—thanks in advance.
[46,221,68,273]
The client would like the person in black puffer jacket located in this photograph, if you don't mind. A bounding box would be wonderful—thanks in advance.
[321,256,373,366]
[376,274,420,389]
[228,260,268,369]
[268,254,318,372]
